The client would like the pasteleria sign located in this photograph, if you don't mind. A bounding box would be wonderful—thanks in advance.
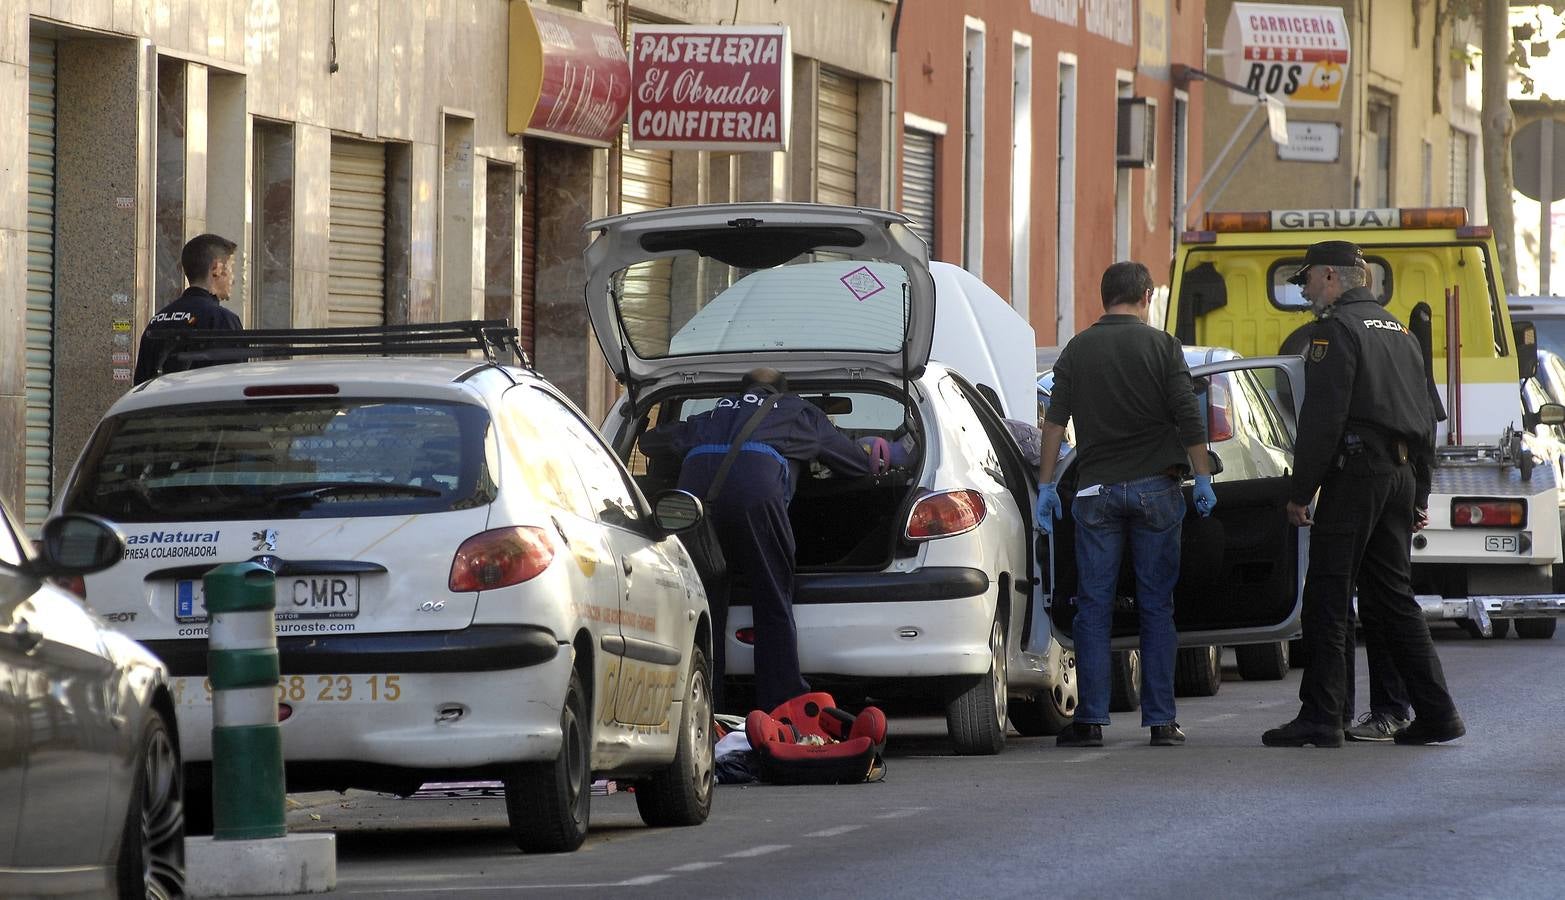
[629,24,791,152]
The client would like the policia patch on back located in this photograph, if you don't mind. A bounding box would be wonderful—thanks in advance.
[1309,337,1329,363]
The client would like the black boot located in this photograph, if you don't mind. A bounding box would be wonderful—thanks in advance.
[1261,718,1343,748]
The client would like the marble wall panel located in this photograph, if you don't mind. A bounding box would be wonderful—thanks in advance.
[184,62,208,237]
[53,35,140,488]
[531,140,595,408]
[0,396,22,513]
[1,7,24,64]
[154,57,186,305]
[0,228,25,404]
[0,61,25,233]
[408,140,440,321]
[291,123,330,325]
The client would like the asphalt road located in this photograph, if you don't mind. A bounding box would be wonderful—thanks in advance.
[249,627,1564,900]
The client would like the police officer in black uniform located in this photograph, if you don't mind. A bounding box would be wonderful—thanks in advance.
[133,233,242,385]
[1262,240,1466,747]
[639,367,888,712]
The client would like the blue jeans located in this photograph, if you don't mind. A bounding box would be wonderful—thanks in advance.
[1071,474,1185,727]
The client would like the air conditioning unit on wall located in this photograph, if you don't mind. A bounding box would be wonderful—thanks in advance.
[1117,97,1156,168]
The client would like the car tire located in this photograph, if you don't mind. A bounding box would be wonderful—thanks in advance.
[504,668,591,853]
[1234,641,1290,681]
[946,616,1008,756]
[1516,617,1557,640]
[1008,687,1074,737]
[1108,649,1141,713]
[1460,617,1512,639]
[115,710,186,900]
[635,647,715,827]
[181,765,213,837]
[1174,645,1222,697]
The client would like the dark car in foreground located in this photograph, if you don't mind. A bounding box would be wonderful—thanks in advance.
[0,507,184,898]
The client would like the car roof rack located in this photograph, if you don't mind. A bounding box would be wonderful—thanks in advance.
[152,320,530,374]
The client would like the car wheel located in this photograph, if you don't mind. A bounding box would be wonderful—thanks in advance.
[1517,617,1557,639]
[116,710,185,900]
[1174,645,1222,697]
[635,647,715,827]
[504,668,591,853]
[1234,641,1290,680]
[1460,617,1512,639]
[946,615,1008,756]
[1108,649,1141,713]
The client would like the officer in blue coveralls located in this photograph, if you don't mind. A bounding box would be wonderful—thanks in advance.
[639,367,890,712]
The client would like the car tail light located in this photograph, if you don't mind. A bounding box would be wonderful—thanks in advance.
[905,490,986,541]
[735,627,756,645]
[243,384,340,397]
[278,703,293,722]
[50,575,87,599]
[1206,377,1234,442]
[448,526,554,592]
[1451,500,1526,528]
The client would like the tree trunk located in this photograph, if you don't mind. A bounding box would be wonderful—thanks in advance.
[1481,0,1519,294]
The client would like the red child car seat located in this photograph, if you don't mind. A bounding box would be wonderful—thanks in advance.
[744,692,888,785]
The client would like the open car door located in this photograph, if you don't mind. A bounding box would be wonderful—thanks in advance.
[1045,355,1308,650]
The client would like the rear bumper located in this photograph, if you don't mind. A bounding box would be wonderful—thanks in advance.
[171,653,575,768]
[1417,594,1565,635]
[143,624,559,676]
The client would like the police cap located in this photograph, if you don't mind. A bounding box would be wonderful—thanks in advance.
[1287,240,1366,286]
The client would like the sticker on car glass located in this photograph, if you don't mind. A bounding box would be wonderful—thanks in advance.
[840,266,886,302]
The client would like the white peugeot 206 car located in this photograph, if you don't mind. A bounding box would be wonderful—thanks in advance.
[583,203,1077,755]
[54,323,714,853]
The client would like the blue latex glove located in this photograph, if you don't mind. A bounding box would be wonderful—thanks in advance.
[1035,482,1062,533]
[1193,474,1217,518]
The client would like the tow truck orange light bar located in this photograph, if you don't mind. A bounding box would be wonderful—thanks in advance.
[1197,207,1471,234]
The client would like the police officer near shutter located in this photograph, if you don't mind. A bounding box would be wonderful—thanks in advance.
[133,233,242,385]
[1262,240,1466,748]
[639,368,890,712]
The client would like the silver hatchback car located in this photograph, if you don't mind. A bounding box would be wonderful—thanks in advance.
[0,507,184,898]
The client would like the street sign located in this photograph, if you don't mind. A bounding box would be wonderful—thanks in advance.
[1277,121,1341,162]
[1513,118,1565,203]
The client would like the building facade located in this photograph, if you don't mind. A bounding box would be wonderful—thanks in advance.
[1,0,894,528]
[895,0,1208,345]
[1196,0,1487,224]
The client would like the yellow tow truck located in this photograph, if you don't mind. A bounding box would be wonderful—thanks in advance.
[1165,206,1565,639]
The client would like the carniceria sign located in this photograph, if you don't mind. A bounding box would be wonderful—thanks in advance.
[1224,3,1350,108]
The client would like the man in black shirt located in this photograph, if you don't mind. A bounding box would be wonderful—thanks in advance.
[133,233,242,384]
[1037,261,1215,748]
[1262,240,1464,747]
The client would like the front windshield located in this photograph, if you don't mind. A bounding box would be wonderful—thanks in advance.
[612,252,912,358]
[64,399,496,523]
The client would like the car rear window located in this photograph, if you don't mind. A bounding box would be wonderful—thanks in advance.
[64,399,496,523]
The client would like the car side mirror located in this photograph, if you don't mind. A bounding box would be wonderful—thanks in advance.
[30,514,125,578]
[1538,403,1565,427]
[1514,320,1539,380]
[652,490,704,535]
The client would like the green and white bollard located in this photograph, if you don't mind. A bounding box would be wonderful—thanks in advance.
[204,561,286,841]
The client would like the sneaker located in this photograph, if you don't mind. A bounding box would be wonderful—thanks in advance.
[1344,711,1410,742]
[1056,722,1103,748]
[1392,715,1466,745]
[1149,723,1186,746]
[1261,718,1343,748]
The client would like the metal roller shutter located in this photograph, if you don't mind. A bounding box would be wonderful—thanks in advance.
[621,127,674,355]
[818,69,860,206]
[328,138,387,326]
[902,128,937,252]
[25,38,57,532]
[520,140,539,358]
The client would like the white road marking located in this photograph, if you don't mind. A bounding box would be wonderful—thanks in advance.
[804,824,864,838]
[874,807,929,819]
[668,861,724,872]
[349,874,672,893]
[1194,713,1240,724]
[725,844,790,858]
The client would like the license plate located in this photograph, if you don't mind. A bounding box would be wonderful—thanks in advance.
[1484,535,1519,552]
[170,674,405,707]
[175,575,360,622]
